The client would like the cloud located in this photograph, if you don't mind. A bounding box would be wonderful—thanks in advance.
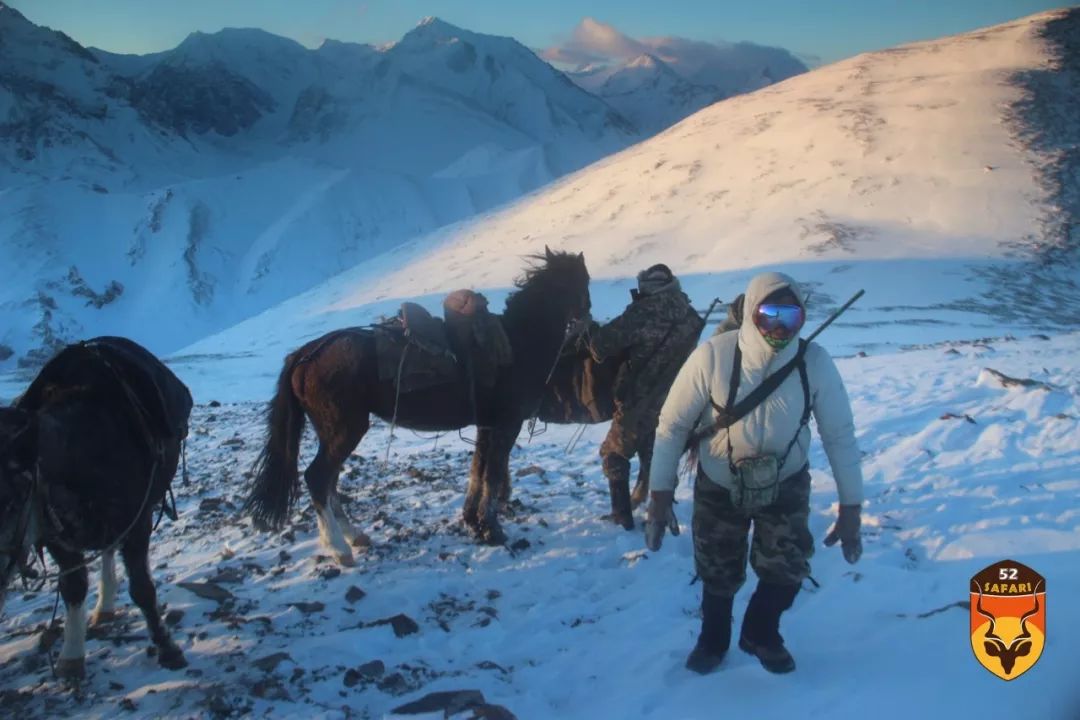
[542,18,808,92]
[540,17,648,68]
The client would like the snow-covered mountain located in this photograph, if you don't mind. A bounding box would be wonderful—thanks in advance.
[0,7,636,369]
[165,7,1080,401]
[555,18,808,135]
[581,54,725,135]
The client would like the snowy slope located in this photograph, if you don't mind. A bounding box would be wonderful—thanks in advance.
[1,10,1079,720]
[0,8,637,369]
[0,331,1077,719]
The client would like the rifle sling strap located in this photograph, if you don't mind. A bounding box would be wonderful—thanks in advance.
[691,338,809,445]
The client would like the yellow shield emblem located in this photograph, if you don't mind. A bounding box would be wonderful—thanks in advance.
[970,559,1045,681]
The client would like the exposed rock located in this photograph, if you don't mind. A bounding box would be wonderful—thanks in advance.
[130,62,275,137]
[939,413,976,424]
[468,705,519,720]
[343,659,384,688]
[252,652,292,673]
[980,367,1055,391]
[391,689,485,716]
[207,567,246,584]
[177,581,234,603]
[389,614,419,637]
[376,672,411,695]
[345,585,367,604]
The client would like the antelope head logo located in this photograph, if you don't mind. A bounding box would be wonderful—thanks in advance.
[974,579,1042,676]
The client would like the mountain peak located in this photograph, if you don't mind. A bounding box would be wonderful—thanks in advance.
[413,16,465,35]
[175,26,307,55]
[0,2,33,30]
[627,54,658,68]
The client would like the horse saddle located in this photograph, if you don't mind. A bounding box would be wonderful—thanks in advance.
[400,302,456,360]
[374,290,513,396]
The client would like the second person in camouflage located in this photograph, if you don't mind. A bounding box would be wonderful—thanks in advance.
[582,264,704,529]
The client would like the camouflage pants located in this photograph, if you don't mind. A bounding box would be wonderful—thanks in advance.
[600,406,657,509]
[599,404,656,460]
[692,466,813,597]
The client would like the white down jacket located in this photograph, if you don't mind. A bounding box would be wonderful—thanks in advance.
[649,272,864,505]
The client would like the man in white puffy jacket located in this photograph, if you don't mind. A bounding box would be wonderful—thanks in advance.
[645,271,864,675]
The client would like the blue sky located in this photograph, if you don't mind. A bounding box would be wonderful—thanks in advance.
[6,0,1070,64]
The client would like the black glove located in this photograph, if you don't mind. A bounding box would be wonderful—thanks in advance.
[824,504,862,564]
[644,491,679,551]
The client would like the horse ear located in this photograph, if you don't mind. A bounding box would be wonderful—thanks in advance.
[545,245,555,261]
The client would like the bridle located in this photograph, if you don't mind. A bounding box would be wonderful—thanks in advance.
[0,449,42,587]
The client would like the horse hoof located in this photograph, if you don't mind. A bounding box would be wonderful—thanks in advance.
[480,526,507,546]
[158,645,188,671]
[333,548,356,567]
[56,657,85,681]
[90,609,117,627]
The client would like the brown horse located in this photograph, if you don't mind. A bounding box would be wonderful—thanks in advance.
[244,248,592,563]
[0,337,192,679]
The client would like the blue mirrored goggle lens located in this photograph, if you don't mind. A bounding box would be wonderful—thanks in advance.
[753,304,805,334]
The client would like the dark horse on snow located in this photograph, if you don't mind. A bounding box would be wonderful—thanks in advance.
[535,340,650,508]
[244,248,592,564]
[0,337,193,679]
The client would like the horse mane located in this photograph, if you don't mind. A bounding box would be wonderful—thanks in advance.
[503,250,585,320]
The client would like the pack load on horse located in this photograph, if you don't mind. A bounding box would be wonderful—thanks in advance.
[0,336,193,680]
[244,247,592,565]
[372,289,514,425]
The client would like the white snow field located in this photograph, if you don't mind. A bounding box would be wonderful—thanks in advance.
[1,6,1078,720]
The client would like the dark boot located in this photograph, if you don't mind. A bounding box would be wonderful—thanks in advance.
[738,581,800,674]
[685,591,733,675]
[602,454,634,530]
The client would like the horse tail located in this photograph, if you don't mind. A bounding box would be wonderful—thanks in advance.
[244,351,305,530]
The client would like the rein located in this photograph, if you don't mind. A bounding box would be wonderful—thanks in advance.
[526,320,583,442]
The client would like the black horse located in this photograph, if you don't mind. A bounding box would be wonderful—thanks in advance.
[0,337,193,680]
[535,343,657,506]
[244,248,592,563]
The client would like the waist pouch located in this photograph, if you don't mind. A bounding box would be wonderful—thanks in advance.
[732,455,781,512]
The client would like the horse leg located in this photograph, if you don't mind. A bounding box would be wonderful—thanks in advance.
[476,423,519,545]
[305,445,358,567]
[463,429,492,532]
[47,544,89,681]
[90,549,118,626]
[331,491,371,549]
[121,523,186,670]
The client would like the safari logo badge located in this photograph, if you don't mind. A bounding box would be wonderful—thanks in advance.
[970,560,1045,681]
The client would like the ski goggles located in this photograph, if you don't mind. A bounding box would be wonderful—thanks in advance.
[752,303,805,338]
